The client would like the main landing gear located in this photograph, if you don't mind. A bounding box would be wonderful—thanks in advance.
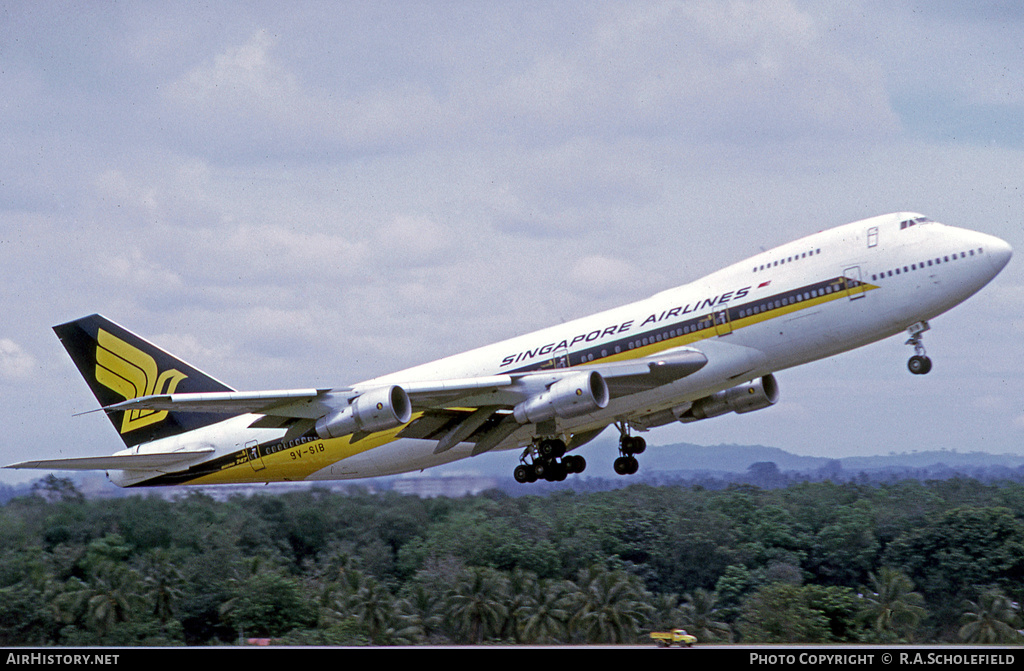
[511,424,647,484]
[905,321,933,375]
[513,437,587,483]
[613,423,645,476]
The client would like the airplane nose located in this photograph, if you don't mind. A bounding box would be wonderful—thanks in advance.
[987,236,1013,275]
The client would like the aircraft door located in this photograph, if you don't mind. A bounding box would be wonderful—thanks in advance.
[713,303,733,336]
[842,266,866,300]
[246,439,266,472]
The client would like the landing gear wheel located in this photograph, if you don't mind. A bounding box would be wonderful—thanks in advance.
[614,455,639,476]
[565,454,586,474]
[546,460,568,482]
[538,438,567,460]
[621,435,646,455]
[908,355,932,375]
[513,464,537,483]
[905,321,932,375]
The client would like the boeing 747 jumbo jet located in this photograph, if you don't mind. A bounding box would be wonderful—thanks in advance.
[7,212,1012,487]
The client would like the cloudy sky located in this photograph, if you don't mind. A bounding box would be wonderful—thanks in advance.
[2,1,1022,483]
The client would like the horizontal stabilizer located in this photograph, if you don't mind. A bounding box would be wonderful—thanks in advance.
[5,448,215,472]
[101,388,336,419]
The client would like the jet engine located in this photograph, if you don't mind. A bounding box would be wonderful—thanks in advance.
[513,370,609,425]
[315,385,412,439]
[678,374,779,423]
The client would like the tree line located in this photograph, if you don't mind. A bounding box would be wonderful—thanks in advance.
[0,474,1021,646]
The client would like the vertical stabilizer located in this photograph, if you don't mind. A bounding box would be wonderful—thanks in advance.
[53,314,236,447]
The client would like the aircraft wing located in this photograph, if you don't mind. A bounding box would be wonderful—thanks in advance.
[91,347,708,418]
[32,347,708,464]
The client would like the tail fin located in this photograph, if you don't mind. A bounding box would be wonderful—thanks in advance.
[53,314,236,447]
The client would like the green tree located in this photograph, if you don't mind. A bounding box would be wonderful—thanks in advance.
[445,566,509,643]
[858,567,927,643]
[959,589,1023,644]
[31,475,84,504]
[138,549,183,631]
[738,584,829,643]
[502,568,537,643]
[0,581,58,645]
[677,588,733,642]
[570,565,653,644]
[395,580,444,643]
[54,562,145,641]
[352,577,419,644]
[808,501,879,586]
[517,578,577,644]
[223,571,317,640]
[885,506,1024,603]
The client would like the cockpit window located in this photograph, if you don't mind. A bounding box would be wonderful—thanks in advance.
[900,216,933,230]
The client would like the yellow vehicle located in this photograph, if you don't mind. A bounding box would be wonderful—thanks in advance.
[650,628,697,647]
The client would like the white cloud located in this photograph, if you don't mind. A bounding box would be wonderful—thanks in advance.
[167,30,306,122]
[568,254,644,297]
[162,29,450,156]
[484,1,898,145]
[0,339,35,380]
[373,214,452,264]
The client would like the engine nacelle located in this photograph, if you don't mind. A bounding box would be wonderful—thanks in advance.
[513,371,609,425]
[679,374,779,423]
[315,385,412,439]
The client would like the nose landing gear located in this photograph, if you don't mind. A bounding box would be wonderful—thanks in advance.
[905,321,933,375]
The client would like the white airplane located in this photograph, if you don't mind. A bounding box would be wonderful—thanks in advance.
[6,212,1012,487]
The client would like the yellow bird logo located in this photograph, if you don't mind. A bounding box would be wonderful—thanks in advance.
[94,329,188,433]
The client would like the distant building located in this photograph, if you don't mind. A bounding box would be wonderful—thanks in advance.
[391,475,499,498]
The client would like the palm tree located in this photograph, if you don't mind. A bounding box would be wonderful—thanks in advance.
[570,566,653,644]
[395,581,443,643]
[139,550,183,631]
[445,567,509,644]
[518,578,577,644]
[858,567,927,642]
[350,578,396,643]
[648,592,682,631]
[54,563,144,640]
[502,569,537,643]
[959,590,1023,644]
[678,588,733,643]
